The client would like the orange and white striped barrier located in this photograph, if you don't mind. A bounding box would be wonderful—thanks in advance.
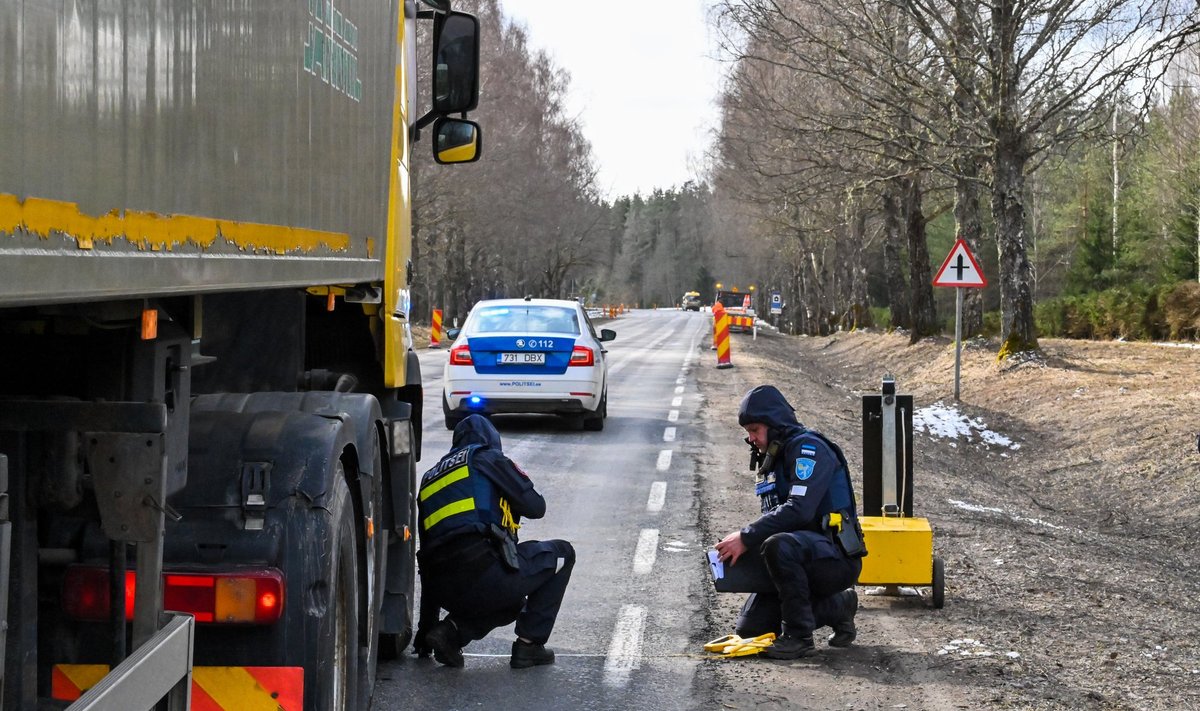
[712,302,733,369]
[430,308,444,348]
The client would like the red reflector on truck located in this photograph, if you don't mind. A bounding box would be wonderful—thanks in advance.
[63,567,284,624]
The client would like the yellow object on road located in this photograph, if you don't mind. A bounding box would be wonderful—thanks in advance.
[703,632,776,658]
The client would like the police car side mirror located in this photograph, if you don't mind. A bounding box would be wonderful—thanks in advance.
[599,328,616,342]
[446,328,461,340]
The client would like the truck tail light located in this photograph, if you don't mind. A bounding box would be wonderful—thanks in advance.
[449,344,473,365]
[63,567,284,624]
[568,346,594,366]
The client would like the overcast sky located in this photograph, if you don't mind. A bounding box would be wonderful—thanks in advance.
[498,0,726,201]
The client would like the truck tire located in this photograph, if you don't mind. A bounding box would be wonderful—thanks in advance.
[312,466,361,711]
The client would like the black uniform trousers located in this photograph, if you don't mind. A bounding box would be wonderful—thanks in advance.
[421,536,575,646]
[735,531,861,637]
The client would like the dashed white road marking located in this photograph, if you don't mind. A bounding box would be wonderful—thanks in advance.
[633,529,659,574]
[656,449,672,471]
[671,396,682,407]
[668,410,679,422]
[676,377,685,384]
[604,605,647,686]
[647,482,667,512]
[674,385,684,394]
[663,427,676,442]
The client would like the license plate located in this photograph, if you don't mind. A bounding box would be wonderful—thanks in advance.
[500,352,545,365]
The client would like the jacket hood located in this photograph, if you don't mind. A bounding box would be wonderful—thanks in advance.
[737,385,804,434]
[452,414,503,451]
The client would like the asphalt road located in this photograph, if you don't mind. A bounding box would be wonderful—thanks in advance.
[372,308,715,710]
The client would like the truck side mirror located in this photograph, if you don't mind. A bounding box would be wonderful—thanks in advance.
[433,11,479,114]
[433,118,482,164]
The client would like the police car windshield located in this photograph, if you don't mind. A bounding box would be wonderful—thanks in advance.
[469,306,581,335]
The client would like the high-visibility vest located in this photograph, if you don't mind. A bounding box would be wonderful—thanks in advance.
[417,445,504,546]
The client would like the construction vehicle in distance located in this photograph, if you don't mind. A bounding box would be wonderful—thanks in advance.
[682,291,702,311]
[714,289,756,332]
[0,0,481,708]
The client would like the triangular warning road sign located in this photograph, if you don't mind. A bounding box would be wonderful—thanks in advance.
[933,239,987,288]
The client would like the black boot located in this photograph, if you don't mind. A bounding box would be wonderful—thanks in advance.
[764,632,815,659]
[510,639,556,669]
[425,619,465,668]
[828,589,858,648]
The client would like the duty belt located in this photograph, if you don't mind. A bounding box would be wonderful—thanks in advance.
[418,532,498,576]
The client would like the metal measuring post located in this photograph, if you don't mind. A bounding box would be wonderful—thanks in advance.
[881,378,899,516]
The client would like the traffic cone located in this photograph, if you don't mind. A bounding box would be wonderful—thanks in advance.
[430,309,444,348]
[713,303,733,368]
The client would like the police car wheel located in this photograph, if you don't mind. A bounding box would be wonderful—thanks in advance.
[582,391,607,431]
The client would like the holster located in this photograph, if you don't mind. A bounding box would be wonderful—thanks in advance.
[837,518,868,558]
[824,512,868,558]
[489,523,520,571]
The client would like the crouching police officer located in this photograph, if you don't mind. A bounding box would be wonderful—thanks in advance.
[414,414,576,669]
[714,385,866,659]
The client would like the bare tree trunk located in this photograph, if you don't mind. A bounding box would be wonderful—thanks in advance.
[1111,106,1119,259]
[992,133,1039,354]
[849,207,872,329]
[882,182,910,329]
[952,0,984,336]
[905,172,937,343]
[954,163,985,335]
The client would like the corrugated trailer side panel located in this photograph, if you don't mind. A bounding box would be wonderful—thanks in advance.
[0,0,398,307]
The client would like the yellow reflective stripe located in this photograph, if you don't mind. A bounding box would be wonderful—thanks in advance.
[1,193,350,254]
[422,497,475,530]
[419,465,469,501]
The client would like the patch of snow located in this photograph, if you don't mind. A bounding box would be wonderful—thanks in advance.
[1153,341,1200,349]
[913,402,1020,450]
[948,498,1067,531]
[937,638,1021,661]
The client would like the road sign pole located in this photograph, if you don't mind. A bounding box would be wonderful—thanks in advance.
[954,287,963,402]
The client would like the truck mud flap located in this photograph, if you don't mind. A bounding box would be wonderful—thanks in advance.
[53,664,303,709]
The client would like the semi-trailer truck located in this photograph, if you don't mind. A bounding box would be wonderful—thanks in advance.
[0,0,481,708]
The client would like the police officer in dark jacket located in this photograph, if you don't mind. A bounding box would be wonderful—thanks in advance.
[415,414,576,669]
[714,385,865,659]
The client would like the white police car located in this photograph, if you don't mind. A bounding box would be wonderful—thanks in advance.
[442,297,616,431]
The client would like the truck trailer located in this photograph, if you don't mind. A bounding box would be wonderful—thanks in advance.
[0,0,481,708]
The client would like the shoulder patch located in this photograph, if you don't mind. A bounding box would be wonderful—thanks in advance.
[800,444,818,457]
[794,457,815,481]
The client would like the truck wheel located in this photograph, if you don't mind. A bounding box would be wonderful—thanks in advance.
[312,468,360,711]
